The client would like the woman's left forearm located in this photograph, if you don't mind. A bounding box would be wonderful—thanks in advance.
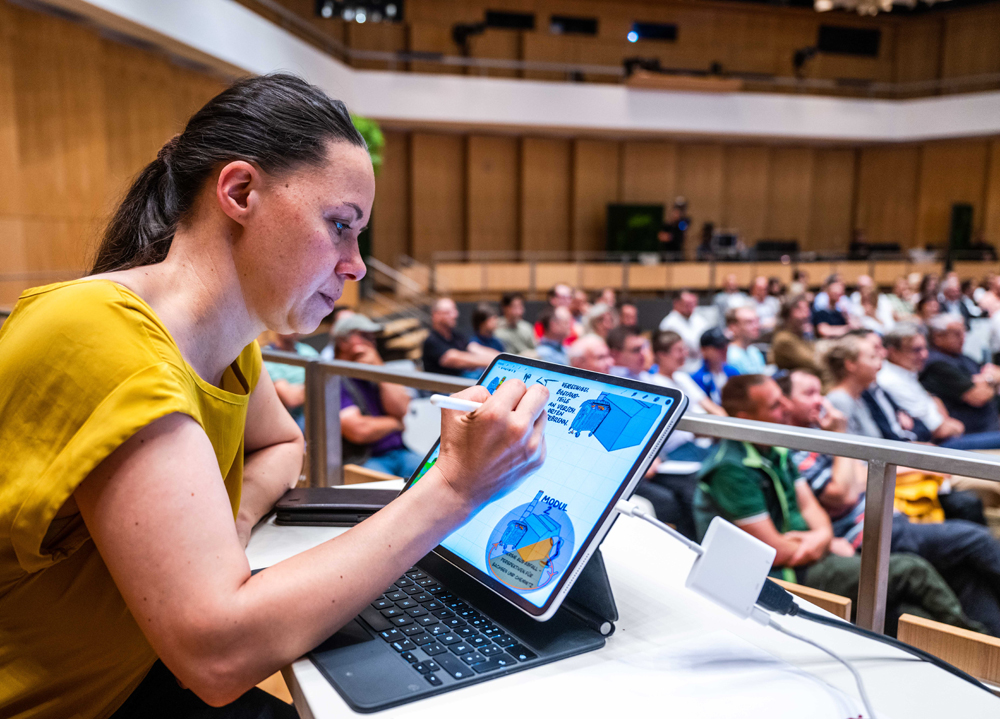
[236,436,304,546]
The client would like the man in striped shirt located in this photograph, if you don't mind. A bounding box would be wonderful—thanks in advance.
[778,368,1000,636]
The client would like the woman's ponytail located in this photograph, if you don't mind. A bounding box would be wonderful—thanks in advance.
[90,74,365,274]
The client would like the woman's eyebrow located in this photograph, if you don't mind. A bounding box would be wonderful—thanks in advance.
[346,202,364,221]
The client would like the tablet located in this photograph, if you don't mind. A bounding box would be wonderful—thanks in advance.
[402,354,688,621]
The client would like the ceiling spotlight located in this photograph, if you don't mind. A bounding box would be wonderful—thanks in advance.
[356,10,367,22]
[814,0,834,10]
[343,7,354,20]
[627,30,638,43]
[386,3,397,17]
[320,1,334,18]
[371,10,382,21]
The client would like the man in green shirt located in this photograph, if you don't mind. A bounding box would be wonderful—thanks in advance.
[694,374,982,635]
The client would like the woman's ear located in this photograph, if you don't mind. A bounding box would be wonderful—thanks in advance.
[215,160,259,226]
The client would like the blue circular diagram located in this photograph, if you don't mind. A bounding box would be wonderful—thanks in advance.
[485,491,575,592]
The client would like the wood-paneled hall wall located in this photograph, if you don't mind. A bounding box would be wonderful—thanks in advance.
[373,131,1000,264]
[0,1,224,306]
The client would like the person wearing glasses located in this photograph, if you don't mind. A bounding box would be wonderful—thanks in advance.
[607,325,649,382]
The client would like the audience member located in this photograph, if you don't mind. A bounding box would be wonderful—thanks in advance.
[690,327,738,404]
[748,276,780,333]
[647,330,725,416]
[789,268,810,297]
[597,287,617,309]
[767,276,785,299]
[812,273,851,314]
[921,314,1000,435]
[713,273,746,320]
[726,306,768,375]
[535,307,573,365]
[770,295,822,374]
[812,276,856,338]
[567,333,614,374]
[857,287,890,335]
[659,289,709,372]
[264,332,320,431]
[471,303,505,352]
[618,301,639,329]
[694,375,975,633]
[569,289,590,338]
[535,284,574,339]
[920,273,940,303]
[422,298,498,377]
[332,314,422,478]
[607,325,648,381]
[939,275,980,326]
[885,276,916,323]
[779,368,1000,635]
[583,302,616,340]
[916,295,940,328]
[494,292,536,355]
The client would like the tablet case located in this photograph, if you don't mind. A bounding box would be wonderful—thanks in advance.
[274,487,399,526]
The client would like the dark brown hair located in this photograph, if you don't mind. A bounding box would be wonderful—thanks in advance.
[720,374,770,416]
[91,73,366,274]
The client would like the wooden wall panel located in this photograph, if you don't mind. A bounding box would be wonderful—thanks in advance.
[371,131,410,265]
[894,18,943,84]
[620,141,677,207]
[766,148,814,248]
[571,139,620,254]
[722,146,770,243]
[855,146,920,248]
[467,135,519,254]
[916,140,989,247]
[940,6,1000,79]
[809,148,856,253]
[410,133,465,260]
[521,137,571,254]
[676,143,724,256]
[983,140,1000,246]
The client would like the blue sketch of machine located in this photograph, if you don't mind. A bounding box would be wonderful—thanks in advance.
[486,376,507,394]
[569,392,659,451]
[498,491,563,567]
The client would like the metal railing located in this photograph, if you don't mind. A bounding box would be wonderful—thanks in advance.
[261,348,1000,636]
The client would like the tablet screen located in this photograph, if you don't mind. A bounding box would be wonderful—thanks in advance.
[405,355,684,615]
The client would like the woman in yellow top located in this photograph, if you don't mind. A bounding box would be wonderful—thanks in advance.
[0,74,548,718]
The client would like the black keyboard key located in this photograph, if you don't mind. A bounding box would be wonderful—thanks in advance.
[481,626,502,637]
[493,635,517,648]
[468,617,490,628]
[442,617,465,628]
[422,641,447,656]
[456,627,477,638]
[413,662,433,674]
[390,615,414,627]
[435,610,456,620]
[390,639,416,653]
[435,653,473,680]
[424,673,443,686]
[461,652,486,666]
[437,592,454,602]
[395,578,413,588]
[417,578,437,587]
[386,591,407,602]
[439,633,461,645]
[417,616,439,627]
[401,651,417,663]
[413,594,434,604]
[403,585,424,595]
[406,569,427,580]
[457,608,478,619]
[428,625,449,635]
[449,642,474,655]
[406,606,428,618]
[381,607,403,618]
[424,660,440,672]
[426,585,444,594]
[507,644,537,662]
[371,598,393,610]
[360,606,392,632]
[480,644,503,657]
[402,625,424,636]
[396,599,416,609]
[379,628,402,642]
[445,599,467,610]
[469,636,489,648]
[412,633,434,646]
[471,654,517,674]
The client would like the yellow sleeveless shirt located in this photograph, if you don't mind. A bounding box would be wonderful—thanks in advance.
[0,279,262,718]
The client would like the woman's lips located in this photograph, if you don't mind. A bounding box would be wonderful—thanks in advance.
[319,291,337,310]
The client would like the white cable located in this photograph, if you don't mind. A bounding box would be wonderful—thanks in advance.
[767,617,877,719]
[614,499,703,555]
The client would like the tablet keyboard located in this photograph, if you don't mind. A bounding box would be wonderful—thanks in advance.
[358,566,539,686]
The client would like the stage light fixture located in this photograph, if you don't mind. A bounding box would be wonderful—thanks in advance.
[627,31,638,42]
[320,1,334,18]
[316,1,404,23]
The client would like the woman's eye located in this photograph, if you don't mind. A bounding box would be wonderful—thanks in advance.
[333,220,347,233]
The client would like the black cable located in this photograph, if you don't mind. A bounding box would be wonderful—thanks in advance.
[757,578,994,695]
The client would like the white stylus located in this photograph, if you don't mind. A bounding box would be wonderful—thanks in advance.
[429,394,484,412]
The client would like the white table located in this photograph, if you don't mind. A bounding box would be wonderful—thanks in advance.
[246,482,998,719]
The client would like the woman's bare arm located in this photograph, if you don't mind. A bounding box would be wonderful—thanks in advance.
[236,366,306,547]
[74,380,548,707]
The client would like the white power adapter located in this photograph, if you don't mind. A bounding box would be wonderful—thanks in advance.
[685,516,777,621]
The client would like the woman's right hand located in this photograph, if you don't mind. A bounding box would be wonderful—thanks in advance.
[432,380,549,512]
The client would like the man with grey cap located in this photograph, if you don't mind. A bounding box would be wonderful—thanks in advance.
[331,313,422,477]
